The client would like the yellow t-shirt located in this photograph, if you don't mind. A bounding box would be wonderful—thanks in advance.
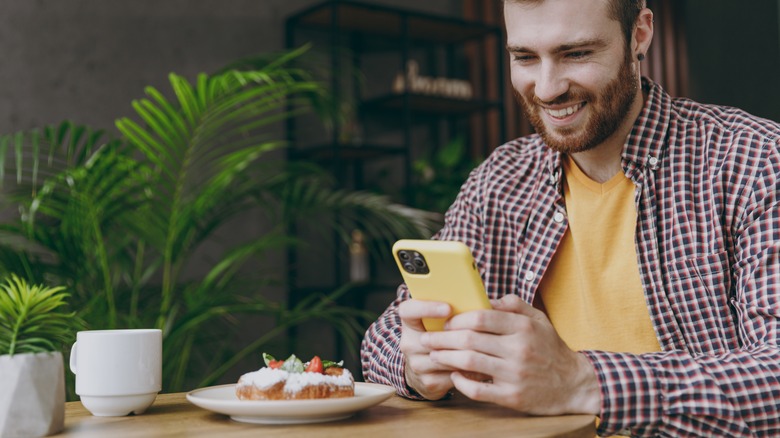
[536,156,661,354]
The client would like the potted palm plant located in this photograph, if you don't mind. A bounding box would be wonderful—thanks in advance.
[0,275,75,436]
[0,45,438,394]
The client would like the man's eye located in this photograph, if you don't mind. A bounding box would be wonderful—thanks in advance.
[566,51,591,59]
[511,54,535,63]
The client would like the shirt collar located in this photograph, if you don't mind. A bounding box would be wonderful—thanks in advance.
[621,76,671,169]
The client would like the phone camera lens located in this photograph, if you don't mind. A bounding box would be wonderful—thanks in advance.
[411,255,429,274]
[399,250,429,274]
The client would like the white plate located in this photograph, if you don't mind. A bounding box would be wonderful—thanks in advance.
[186,382,395,424]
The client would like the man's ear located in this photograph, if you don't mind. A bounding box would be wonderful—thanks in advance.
[633,8,654,60]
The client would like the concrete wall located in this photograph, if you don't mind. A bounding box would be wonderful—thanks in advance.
[0,0,462,134]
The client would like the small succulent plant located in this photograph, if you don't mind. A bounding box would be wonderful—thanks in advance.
[0,275,75,356]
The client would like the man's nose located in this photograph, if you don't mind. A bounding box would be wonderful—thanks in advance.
[534,61,569,103]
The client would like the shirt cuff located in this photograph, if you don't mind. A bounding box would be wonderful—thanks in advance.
[387,344,427,400]
[581,350,664,436]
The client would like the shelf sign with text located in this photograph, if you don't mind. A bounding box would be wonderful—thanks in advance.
[392,60,473,100]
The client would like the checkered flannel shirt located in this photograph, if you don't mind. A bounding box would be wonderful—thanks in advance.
[361,77,780,437]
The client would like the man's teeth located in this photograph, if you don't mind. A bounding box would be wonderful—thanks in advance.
[545,104,582,118]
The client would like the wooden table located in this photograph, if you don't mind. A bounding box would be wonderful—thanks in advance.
[57,392,596,438]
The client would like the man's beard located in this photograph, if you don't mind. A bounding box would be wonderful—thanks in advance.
[514,55,638,154]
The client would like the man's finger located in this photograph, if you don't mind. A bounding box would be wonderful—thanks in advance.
[399,299,452,331]
[492,295,546,321]
[450,370,504,404]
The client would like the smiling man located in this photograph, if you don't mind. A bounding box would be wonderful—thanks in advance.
[361,0,780,436]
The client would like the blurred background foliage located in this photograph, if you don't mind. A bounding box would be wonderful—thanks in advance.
[0,46,438,396]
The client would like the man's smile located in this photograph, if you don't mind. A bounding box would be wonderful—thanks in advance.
[543,102,586,120]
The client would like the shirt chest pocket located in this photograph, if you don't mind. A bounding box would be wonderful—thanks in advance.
[665,251,739,354]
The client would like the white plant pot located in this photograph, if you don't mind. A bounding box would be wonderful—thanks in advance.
[0,352,65,437]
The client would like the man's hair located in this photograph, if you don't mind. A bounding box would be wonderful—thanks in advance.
[608,0,646,46]
[505,0,646,46]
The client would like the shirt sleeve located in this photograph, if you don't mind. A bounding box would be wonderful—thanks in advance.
[360,161,488,397]
[360,283,426,398]
[583,346,780,437]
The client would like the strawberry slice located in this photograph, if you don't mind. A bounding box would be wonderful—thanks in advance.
[305,356,323,373]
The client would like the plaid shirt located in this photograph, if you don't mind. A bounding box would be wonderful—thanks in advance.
[361,77,780,437]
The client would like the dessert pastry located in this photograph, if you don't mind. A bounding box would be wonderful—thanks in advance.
[236,353,355,400]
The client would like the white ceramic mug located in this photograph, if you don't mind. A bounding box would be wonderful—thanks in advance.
[69,329,162,416]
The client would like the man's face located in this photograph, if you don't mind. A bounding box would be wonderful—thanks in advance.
[505,0,640,153]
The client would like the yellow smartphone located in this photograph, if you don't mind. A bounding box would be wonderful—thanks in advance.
[392,239,491,331]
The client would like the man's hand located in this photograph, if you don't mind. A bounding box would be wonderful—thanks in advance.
[420,294,601,416]
[398,299,457,400]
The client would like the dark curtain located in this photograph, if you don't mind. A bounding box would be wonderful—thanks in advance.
[465,0,689,146]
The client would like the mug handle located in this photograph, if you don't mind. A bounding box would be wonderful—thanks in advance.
[69,341,78,374]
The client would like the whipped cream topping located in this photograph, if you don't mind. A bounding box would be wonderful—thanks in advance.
[237,367,354,394]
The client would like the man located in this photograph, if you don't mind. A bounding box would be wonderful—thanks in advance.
[361,0,780,436]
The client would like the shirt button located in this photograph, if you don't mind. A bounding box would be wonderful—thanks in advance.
[648,155,659,167]
[524,271,535,282]
[553,212,566,223]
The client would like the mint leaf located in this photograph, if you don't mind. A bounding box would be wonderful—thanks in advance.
[322,359,344,369]
[262,352,276,367]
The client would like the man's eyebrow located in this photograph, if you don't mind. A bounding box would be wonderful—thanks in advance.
[506,38,609,54]
[506,44,532,53]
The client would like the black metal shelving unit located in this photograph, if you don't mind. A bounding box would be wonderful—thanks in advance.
[284,0,506,360]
